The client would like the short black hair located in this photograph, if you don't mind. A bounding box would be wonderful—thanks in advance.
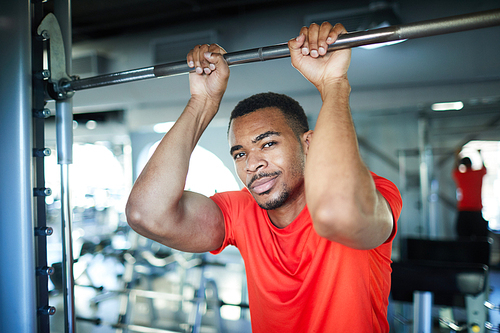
[228,92,309,139]
[460,157,472,168]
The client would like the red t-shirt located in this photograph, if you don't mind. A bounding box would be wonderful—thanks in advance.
[453,167,486,211]
[210,172,402,333]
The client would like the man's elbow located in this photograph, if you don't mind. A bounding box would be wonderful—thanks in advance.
[311,204,387,250]
[311,205,357,240]
[125,193,180,238]
[125,194,159,232]
[125,198,145,232]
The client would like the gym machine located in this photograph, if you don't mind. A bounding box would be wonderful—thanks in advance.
[1,1,500,332]
[392,237,492,333]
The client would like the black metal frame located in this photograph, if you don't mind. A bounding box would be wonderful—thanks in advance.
[32,1,53,332]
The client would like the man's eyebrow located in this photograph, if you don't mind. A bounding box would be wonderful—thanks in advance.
[229,131,281,156]
[230,144,243,156]
[252,131,281,144]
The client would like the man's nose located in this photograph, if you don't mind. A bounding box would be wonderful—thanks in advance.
[246,151,266,173]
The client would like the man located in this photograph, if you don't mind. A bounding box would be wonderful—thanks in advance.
[453,150,488,239]
[126,22,402,332]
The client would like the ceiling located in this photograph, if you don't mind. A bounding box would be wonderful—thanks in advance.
[48,0,355,43]
[43,0,500,126]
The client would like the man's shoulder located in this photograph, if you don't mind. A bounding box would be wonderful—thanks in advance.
[210,188,255,209]
[211,188,252,199]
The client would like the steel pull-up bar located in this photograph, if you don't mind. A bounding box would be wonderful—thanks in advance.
[60,8,500,93]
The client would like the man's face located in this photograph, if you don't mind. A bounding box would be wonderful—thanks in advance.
[228,107,309,210]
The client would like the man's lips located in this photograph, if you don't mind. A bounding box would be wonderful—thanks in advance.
[248,172,280,195]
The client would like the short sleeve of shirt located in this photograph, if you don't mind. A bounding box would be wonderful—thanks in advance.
[209,190,250,254]
[371,172,402,243]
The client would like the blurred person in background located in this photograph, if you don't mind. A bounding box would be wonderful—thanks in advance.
[453,149,488,239]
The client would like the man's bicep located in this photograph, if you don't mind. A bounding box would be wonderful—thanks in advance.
[156,191,225,253]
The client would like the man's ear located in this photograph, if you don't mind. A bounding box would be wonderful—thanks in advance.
[302,130,313,155]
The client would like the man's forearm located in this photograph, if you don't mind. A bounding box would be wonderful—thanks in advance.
[126,96,220,236]
[312,79,368,189]
[305,79,371,214]
[305,79,390,249]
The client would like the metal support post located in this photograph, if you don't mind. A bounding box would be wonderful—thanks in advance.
[59,161,76,333]
[32,1,56,332]
[413,291,433,333]
[396,150,407,252]
[0,1,37,333]
[191,265,207,333]
[416,115,437,238]
[205,279,224,333]
[418,117,430,236]
[54,0,76,332]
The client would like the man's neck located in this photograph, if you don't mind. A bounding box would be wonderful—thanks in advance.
[267,190,307,229]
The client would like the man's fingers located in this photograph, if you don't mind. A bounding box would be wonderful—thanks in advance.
[288,26,309,55]
[288,30,306,65]
[187,45,200,73]
[208,43,227,55]
[307,23,320,58]
[318,22,334,55]
[186,49,195,69]
[204,52,225,73]
[327,23,348,45]
[205,44,227,72]
[197,44,211,74]
[187,44,226,75]
[189,44,209,74]
[189,44,204,74]
[298,26,309,55]
[290,22,347,59]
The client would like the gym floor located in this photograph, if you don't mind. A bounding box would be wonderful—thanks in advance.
[48,236,253,333]
[46,231,500,333]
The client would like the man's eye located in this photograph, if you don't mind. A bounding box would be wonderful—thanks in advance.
[263,141,276,148]
[234,152,245,160]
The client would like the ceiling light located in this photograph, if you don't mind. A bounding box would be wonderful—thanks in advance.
[431,101,464,111]
[86,120,97,130]
[153,121,175,133]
